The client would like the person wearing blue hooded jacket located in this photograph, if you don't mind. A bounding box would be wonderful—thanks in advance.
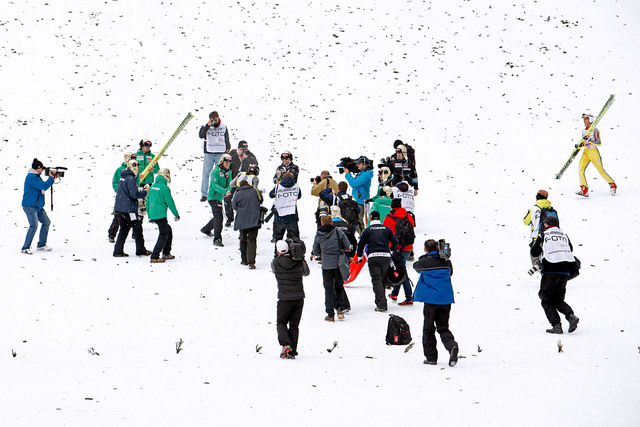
[342,156,374,234]
[21,158,56,254]
[413,239,459,367]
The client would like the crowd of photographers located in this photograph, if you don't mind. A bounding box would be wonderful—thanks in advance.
[21,112,460,366]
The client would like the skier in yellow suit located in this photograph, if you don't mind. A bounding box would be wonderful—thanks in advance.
[576,113,617,197]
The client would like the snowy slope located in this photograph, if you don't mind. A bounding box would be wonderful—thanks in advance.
[1,0,639,425]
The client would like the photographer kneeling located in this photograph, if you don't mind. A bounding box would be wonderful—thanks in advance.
[21,158,56,254]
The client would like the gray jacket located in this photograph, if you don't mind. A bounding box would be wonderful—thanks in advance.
[232,184,263,230]
[312,225,350,270]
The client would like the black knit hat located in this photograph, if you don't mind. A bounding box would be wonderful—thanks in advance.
[536,189,549,200]
[32,158,44,169]
[238,140,248,148]
[391,198,402,209]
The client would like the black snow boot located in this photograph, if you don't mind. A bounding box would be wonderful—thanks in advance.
[546,324,563,334]
[567,314,579,333]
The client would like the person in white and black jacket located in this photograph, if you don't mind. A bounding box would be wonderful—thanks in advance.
[198,111,230,202]
[272,240,310,359]
[530,216,580,334]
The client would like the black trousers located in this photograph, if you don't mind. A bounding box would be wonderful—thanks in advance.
[273,220,300,241]
[108,214,119,239]
[322,268,350,316]
[277,299,304,352]
[423,303,457,362]
[202,200,224,240]
[538,273,574,326]
[113,211,146,256]
[367,256,390,310]
[151,217,172,260]
[240,227,259,264]
[223,187,237,222]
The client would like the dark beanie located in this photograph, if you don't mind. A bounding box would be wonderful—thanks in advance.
[32,158,44,169]
[370,211,381,220]
[391,198,402,209]
[238,140,248,148]
[536,189,548,200]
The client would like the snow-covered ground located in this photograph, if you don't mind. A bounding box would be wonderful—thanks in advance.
[1,0,639,425]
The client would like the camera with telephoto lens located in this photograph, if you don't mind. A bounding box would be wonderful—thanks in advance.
[528,261,541,276]
[44,166,67,178]
[437,239,451,260]
[310,176,321,184]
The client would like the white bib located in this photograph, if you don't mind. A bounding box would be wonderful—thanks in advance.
[274,183,300,216]
[392,186,415,213]
[542,228,575,263]
[204,123,227,153]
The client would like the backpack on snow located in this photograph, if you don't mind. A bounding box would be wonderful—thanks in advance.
[538,207,559,233]
[390,213,415,247]
[385,314,412,345]
[286,237,306,261]
[338,197,360,227]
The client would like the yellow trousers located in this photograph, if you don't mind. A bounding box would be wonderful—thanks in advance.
[578,147,613,187]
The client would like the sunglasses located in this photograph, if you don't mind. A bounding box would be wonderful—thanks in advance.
[281,154,290,160]
[143,141,152,147]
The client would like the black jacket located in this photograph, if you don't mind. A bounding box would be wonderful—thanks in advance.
[230,149,259,178]
[271,255,310,301]
[530,233,574,274]
[356,221,398,258]
[114,169,147,213]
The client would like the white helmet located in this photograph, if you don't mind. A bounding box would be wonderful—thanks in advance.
[219,153,233,166]
[127,159,140,177]
[158,168,171,184]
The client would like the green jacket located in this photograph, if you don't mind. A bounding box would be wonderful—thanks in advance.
[148,175,179,220]
[112,163,140,192]
[367,187,392,226]
[208,165,232,201]
[135,149,159,186]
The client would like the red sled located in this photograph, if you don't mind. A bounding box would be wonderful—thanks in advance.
[344,253,367,285]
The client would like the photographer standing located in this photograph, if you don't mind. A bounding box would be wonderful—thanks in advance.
[21,159,56,254]
[343,156,373,234]
[311,170,338,228]
[113,159,150,257]
[199,111,231,202]
[413,239,458,367]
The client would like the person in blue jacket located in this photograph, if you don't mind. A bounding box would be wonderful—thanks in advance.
[343,156,374,234]
[413,239,459,367]
[21,158,56,254]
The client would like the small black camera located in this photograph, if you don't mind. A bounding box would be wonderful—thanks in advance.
[44,166,68,178]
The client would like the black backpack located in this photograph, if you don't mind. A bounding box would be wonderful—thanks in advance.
[338,197,359,227]
[386,314,412,345]
[391,213,415,246]
[286,237,306,261]
[539,207,560,233]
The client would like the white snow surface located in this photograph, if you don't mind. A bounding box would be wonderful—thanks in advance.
[1,0,640,425]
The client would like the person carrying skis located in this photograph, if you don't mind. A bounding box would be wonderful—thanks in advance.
[147,169,180,263]
[113,159,150,257]
[201,154,232,247]
[199,111,230,202]
[530,216,580,334]
[272,240,310,359]
[21,158,56,254]
[108,152,136,243]
[413,239,459,367]
[576,113,617,197]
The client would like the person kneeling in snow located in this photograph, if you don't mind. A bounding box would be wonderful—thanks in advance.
[272,240,310,359]
[147,169,180,263]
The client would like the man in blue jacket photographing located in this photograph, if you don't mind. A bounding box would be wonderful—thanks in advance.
[21,158,56,254]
